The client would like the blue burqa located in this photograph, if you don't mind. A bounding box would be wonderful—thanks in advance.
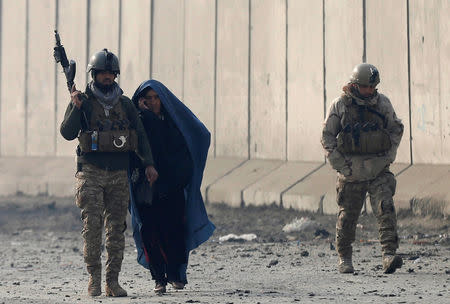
[128,79,215,281]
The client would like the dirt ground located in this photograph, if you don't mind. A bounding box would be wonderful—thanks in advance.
[0,195,449,303]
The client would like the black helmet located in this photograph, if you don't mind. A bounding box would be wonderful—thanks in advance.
[349,63,380,86]
[86,48,120,74]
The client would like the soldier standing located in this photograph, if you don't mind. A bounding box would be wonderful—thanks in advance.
[321,63,404,274]
[60,49,158,296]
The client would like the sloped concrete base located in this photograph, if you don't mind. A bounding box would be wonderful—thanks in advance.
[242,161,322,207]
[0,156,76,196]
[0,157,448,215]
[206,159,284,207]
[395,164,450,216]
[201,157,246,200]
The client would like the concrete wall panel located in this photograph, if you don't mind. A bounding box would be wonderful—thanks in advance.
[215,0,249,158]
[287,0,323,161]
[119,0,151,98]
[0,0,26,156]
[151,0,184,98]
[56,0,88,156]
[441,0,450,162]
[324,0,363,110]
[183,0,216,156]
[250,0,286,159]
[88,0,120,61]
[410,0,450,163]
[27,0,56,155]
[366,0,410,163]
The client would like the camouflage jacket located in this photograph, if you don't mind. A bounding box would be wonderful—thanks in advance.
[321,90,404,182]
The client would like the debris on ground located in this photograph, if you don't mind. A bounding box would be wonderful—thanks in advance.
[218,233,257,242]
[282,217,320,233]
[314,228,330,238]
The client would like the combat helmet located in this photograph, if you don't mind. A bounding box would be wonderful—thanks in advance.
[349,63,380,87]
[87,48,120,75]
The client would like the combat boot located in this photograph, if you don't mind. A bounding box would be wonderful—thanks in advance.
[87,265,101,297]
[105,272,127,297]
[338,255,354,273]
[382,254,403,274]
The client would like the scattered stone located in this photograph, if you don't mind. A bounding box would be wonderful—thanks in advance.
[318,252,326,257]
[47,201,56,210]
[314,229,330,238]
[408,268,415,273]
[438,235,450,246]
[72,247,79,252]
[372,265,383,271]
[330,242,335,251]
[300,250,309,257]
[268,260,278,267]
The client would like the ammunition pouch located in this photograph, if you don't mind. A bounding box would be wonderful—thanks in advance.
[337,127,391,154]
[78,129,138,153]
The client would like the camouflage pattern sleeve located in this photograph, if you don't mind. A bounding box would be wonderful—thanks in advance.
[321,99,351,175]
[383,98,404,163]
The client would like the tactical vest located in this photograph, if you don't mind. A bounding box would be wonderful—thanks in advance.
[78,98,138,153]
[337,100,391,154]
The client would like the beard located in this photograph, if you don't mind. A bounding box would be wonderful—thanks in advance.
[93,80,115,94]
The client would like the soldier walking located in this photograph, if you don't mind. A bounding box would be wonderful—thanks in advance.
[321,63,404,274]
[60,49,158,296]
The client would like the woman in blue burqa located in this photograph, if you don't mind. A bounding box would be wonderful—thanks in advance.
[128,79,215,294]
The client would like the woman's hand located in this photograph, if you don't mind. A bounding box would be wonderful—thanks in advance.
[138,97,151,111]
[145,165,159,186]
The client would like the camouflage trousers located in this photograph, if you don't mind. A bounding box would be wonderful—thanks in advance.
[75,163,129,274]
[336,170,399,257]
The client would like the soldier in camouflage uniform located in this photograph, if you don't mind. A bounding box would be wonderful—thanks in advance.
[321,63,404,274]
[60,49,158,296]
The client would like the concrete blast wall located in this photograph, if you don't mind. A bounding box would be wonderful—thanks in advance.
[0,0,449,164]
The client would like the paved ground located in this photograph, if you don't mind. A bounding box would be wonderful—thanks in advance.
[0,196,449,304]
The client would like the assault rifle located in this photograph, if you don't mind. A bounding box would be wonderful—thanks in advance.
[53,30,77,92]
[53,30,89,128]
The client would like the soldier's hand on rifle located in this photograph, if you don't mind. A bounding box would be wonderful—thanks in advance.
[71,84,83,109]
[145,165,159,186]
